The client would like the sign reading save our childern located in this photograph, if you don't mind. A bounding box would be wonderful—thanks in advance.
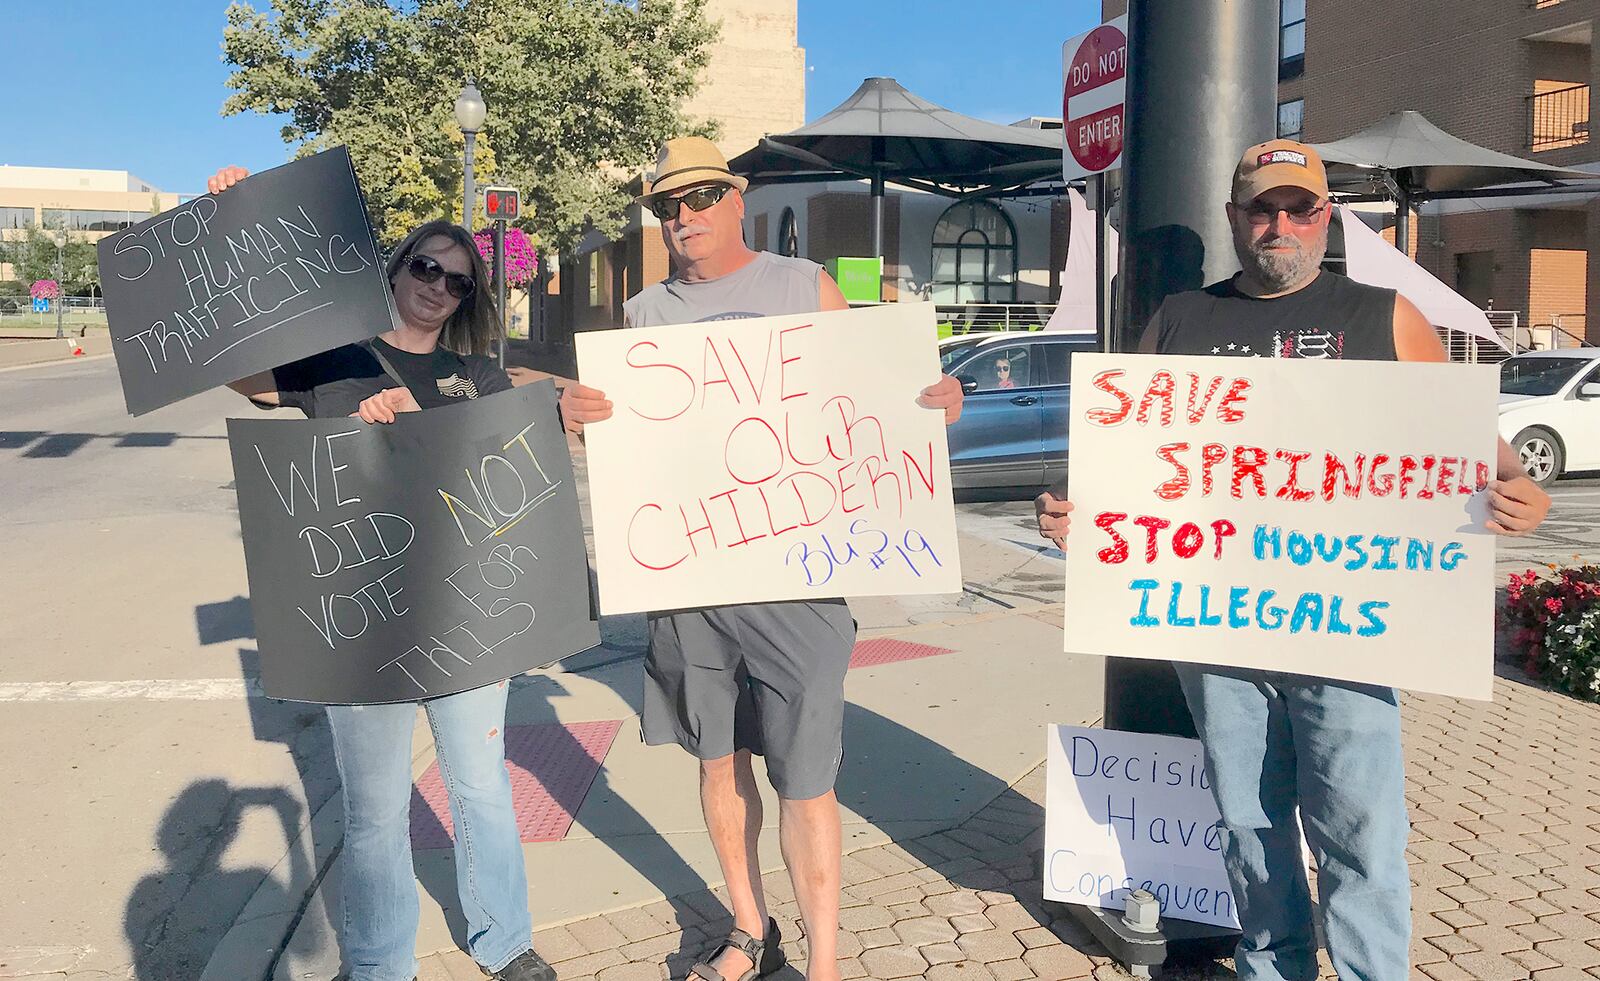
[98,147,397,416]
[577,305,961,615]
[1063,353,1499,700]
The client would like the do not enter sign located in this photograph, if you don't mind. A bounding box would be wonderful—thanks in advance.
[1061,19,1127,179]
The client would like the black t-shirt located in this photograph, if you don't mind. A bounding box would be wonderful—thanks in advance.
[269,337,513,420]
[1150,271,1398,362]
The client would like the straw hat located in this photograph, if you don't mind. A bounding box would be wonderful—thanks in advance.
[636,136,749,204]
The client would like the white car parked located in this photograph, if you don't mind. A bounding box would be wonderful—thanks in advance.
[1497,348,1600,486]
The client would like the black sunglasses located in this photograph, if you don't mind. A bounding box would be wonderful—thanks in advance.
[1240,201,1327,226]
[649,184,731,221]
[405,254,475,299]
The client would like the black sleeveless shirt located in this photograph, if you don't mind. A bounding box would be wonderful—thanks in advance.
[1150,271,1398,362]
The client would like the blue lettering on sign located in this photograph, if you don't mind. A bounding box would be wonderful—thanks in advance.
[785,523,941,586]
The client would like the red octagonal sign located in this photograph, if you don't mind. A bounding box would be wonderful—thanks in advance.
[1063,24,1126,174]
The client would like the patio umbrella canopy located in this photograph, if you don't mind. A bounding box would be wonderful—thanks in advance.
[1310,110,1595,251]
[731,76,1063,188]
[1312,109,1591,195]
[729,77,1066,279]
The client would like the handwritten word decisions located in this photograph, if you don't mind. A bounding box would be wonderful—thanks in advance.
[227,382,598,704]
[100,147,397,416]
[578,305,961,615]
[1044,725,1239,929]
[1062,354,1499,700]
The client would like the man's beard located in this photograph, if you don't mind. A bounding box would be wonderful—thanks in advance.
[1239,227,1327,292]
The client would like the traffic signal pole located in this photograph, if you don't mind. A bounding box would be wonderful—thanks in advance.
[493,219,507,369]
[1060,2,1281,974]
[482,186,520,370]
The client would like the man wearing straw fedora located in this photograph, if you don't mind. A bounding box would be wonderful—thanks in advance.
[561,136,963,981]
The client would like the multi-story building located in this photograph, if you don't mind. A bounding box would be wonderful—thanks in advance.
[0,166,183,281]
[1103,0,1600,346]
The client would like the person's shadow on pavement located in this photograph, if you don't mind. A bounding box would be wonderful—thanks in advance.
[123,780,306,980]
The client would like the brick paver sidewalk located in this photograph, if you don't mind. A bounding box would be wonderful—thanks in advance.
[417,671,1600,981]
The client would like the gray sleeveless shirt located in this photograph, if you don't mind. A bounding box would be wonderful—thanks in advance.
[622,251,823,326]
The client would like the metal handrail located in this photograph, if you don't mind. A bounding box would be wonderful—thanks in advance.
[934,302,1056,334]
[1527,83,1590,150]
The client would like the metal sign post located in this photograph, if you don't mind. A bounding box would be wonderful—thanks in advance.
[484,186,520,369]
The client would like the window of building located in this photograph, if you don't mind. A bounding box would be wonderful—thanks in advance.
[0,207,35,229]
[1279,0,1306,79]
[1277,99,1305,141]
[778,207,799,257]
[588,250,604,308]
[930,200,1018,304]
[41,208,143,232]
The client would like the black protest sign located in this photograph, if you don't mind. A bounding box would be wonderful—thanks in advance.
[99,147,398,416]
[227,381,599,704]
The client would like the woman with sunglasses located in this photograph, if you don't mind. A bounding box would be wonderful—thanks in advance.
[207,166,556,981]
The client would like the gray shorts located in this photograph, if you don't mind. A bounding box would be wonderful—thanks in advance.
[643,599,855,800]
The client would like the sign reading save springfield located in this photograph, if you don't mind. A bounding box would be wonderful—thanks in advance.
[1062,354,1498,700]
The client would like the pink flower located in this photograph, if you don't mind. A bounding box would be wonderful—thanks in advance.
[1547,598,1565,615]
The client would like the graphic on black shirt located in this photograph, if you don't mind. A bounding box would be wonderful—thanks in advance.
[1274,328,1346,359]
[435,373,479,399]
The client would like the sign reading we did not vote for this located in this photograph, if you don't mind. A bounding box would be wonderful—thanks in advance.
[578,305,961,615]
[228,382,599,705]
[1063,354,1499,700]
[98,147,397,416]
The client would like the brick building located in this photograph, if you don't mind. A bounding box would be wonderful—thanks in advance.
[1103,0,1600,346]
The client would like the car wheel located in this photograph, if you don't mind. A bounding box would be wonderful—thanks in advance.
[1513,428,1564,487]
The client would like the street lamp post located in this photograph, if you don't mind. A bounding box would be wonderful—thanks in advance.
[454,81,487,233]
[53,235,65,339]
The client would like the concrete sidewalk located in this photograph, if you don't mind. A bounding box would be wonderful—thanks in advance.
[268,640,1600,981]
[244,547,1104,979]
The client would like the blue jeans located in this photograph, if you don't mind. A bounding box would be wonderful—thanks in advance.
[1174,664,1411,981]
[326,680,532,981]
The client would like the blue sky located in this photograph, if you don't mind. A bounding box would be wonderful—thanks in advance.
[5,0,1098,195]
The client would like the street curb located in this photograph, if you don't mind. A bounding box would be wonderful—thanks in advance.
[0,351,114,374]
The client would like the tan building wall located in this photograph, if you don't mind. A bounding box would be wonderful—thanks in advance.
[684,0,807,160]
[548,0,805,344]
[1101,0,1600,344]
[0,167,183,282]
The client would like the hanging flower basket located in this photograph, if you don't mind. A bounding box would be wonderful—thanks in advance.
[473,228,539,287]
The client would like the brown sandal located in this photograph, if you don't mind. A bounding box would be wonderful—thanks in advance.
[685,917,784,981]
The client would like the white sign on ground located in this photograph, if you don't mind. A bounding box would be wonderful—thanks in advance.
[1044,724,1239,929]
[1061,15,1128,181]
[577,304,961,615]
[1062,353,1498,700]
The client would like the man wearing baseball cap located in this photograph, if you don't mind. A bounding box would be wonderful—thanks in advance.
[1035,138,1550,979]
[562,136,963,981]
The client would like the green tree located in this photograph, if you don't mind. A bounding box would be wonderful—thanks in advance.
[221,0,719,252]
[2,227,99,295]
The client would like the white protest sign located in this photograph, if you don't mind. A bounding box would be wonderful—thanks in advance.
[1045,724,1238,928]
[577,304,961,614]
[1063,354,1498,700]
